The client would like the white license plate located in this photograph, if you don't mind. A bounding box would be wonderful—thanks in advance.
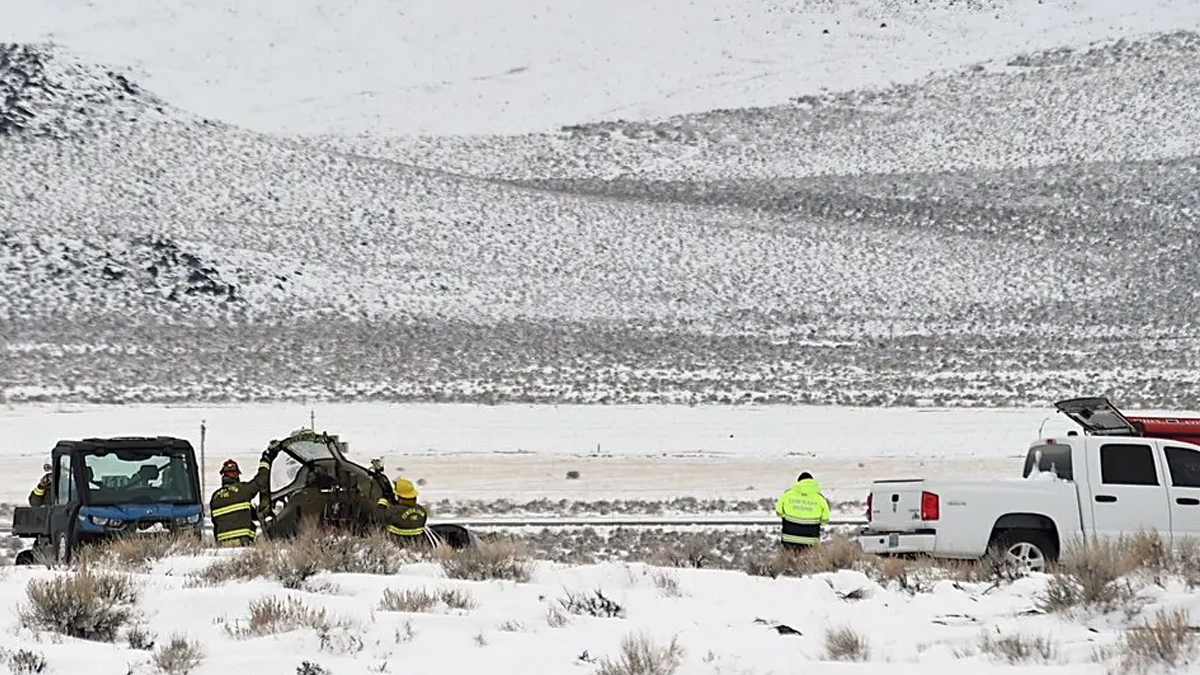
[887,534,899,548]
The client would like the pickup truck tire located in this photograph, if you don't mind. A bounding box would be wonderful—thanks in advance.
[990,529,1056,575]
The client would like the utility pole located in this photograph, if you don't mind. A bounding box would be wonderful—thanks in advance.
[310,410,315,430]
[199,420,207,499]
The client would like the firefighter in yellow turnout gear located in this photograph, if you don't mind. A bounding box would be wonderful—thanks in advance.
[209,445,279,546]
[381,478,428,545]
[29,471,51,507]
[775,472,831,549]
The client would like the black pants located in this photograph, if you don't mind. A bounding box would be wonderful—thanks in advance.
[781,540,814,551]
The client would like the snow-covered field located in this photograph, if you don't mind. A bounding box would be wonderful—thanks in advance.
[0,534,1197,674]
[0,400,1120,511]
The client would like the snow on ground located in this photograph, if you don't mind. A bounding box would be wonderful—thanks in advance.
[6,0,1200,135]
[0,548,1192,674]
[0,401,1124,509]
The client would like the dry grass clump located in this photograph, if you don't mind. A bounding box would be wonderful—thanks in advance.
[125,622,157,650]
[377,587,477,613]
[649,535,715,569]
[824,626,870,662]
[979,629,1059,664]
[595,632,683,675]
[559,588,625,618]
[78,532,204,571]
[1038,536,1145,614]
[0,648,48,674]
[1172,538,1200,588]
[546,605,572,628]
[436,539,533,582]
[190,544,275,585]
[192,525,422,587]
[152,635,205,675]
[743,534,867,578]
[19,566,139,641]
[378,587,439,613]
[1097,609,1199,674]
[650,570,683,597]
[224,595,350,638]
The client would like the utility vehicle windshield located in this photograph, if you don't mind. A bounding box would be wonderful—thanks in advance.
[284,440,336,462]
[82,449,197,505]
[269,439,336,493]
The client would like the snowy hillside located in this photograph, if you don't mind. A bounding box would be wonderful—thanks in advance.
[3,2,1200,406]
[341,31,1200,181]
[7,0,1200,136]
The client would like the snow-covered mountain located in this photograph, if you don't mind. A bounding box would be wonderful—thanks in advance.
[2,3,1200,407]
[11,0,1200,136]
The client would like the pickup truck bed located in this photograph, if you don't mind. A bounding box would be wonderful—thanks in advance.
[856,474,1083,571]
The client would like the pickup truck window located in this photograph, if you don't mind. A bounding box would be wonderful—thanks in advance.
[1023,443,1073,480]
[1165,446,1200,487]
[1100,443,1159,486]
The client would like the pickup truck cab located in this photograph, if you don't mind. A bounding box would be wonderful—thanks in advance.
[856,397,1200,573]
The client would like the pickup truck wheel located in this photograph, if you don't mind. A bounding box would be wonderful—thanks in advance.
[991,529,1054,576]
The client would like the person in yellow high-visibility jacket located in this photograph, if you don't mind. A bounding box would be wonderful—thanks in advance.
[775,472,831,549]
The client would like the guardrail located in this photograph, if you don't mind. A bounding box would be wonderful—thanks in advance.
[432,516,870,528]
[1,515,869,537]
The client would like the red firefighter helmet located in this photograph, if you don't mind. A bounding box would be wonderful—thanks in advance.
[220,459,241,479]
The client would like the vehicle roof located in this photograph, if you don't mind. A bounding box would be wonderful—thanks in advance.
[1033,435,1200,450]
[52,436,195,452]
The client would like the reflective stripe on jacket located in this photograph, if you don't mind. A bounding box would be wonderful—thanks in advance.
[383,500,428,540]
[775,478,831,545]
[29,473,51,507]
[209,460,271,544]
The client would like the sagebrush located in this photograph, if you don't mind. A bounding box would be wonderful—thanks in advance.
[193,527,418,587]
[20,566,139,641]
[225,595,350,638]
[377,587,477,613]
[1038,536,1143,614]
[1110,609,1198,674]
[979,630,1058,664]
[437,539,533,582]
[78,533,203,571]
[153,635,205,675]
[560,588,625,618]
[825,626,870,662]
[0,648,47,674]
[595,632,683,675]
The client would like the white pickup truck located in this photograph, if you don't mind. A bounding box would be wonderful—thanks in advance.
[855,397,1200,573]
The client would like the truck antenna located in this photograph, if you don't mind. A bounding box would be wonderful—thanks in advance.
[1037,416,1050,437]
